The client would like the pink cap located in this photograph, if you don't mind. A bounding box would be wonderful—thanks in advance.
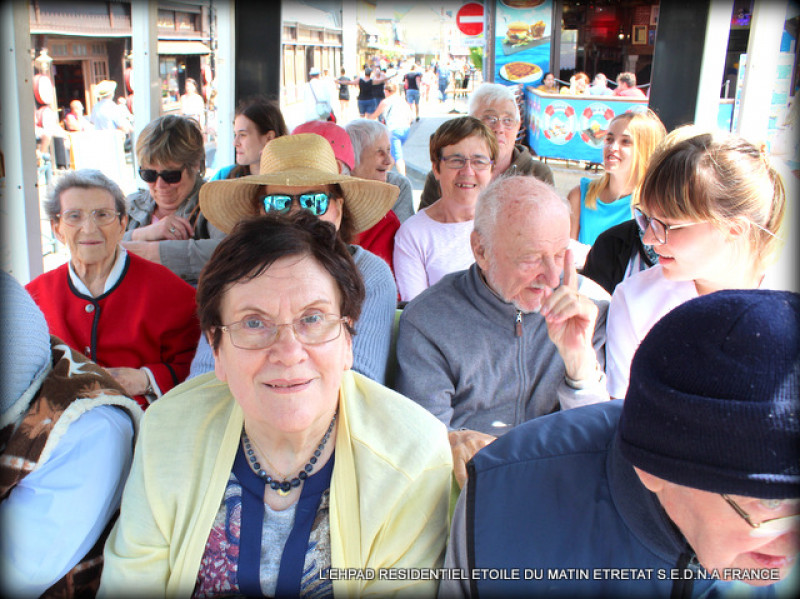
[292,120,355,171]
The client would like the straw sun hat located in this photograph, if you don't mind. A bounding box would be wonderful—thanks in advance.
[200,133,398,234]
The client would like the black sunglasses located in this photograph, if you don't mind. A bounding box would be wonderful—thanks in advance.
[139,168,183,184]
[260,193,331,216]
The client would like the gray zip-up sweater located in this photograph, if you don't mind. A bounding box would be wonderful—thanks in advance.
[395,263,610,436]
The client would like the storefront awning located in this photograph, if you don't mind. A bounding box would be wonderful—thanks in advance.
[157,40,210,55]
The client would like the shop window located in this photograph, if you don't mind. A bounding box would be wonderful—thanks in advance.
[160,57,180,106]
[51,43,68,57]
[176,12,197,32]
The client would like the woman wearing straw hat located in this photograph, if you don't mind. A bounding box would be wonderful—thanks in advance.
[188,133,399,385]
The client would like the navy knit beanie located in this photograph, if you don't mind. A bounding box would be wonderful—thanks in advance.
[619,289,800,499]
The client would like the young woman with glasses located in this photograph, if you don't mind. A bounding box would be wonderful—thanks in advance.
[122,114,226,285]
[393,116,498,301]
[605,126,789,399]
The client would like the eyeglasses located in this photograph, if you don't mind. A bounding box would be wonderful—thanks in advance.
[633,208,702,245]
[57,208,121,227]
[260,193,331,216]
[480,115,518,129]
[218,313,347,350]
[139,168,184,184]
[440,155,493,171]
[721,494,800,537]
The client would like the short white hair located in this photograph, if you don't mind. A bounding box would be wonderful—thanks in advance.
[469,84,520,121]
[474,175,568,249]
[344,119,389,167]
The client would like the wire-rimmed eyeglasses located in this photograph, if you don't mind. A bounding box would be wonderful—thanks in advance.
[56,209,121,227]
[721,494,800,537]
[633,208,702,245]
[218,313,347,350]
[440,154,493,171]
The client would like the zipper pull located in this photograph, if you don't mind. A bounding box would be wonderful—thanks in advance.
[515,311,523,337]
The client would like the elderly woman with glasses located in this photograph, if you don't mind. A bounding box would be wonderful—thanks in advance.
[187,133,399,385]
[605,126,790,399]
[99,212,453,598]
[121,114,226,285]
[393,116,497,301]
[25,169,200,409]
[418,84,554,210]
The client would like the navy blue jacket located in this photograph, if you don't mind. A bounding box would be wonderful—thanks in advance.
[448,401,787,598]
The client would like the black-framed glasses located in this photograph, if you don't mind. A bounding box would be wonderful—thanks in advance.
[721,494,800,537]
[480,115,518,129]
[633,208,702,245]
[440,154,493,171]
[218,313,347,350]
[57,208,121,227]
[260,193,331,216]
[139,168,184,184]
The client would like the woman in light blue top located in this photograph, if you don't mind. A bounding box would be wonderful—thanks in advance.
[568,109,666,251]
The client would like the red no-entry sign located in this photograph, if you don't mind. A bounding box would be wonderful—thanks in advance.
[456,3,484,36]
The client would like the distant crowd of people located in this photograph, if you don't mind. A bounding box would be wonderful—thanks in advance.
[537,70,648,98]
[3,73,797,599]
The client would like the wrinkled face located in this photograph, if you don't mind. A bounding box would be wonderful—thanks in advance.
[352,133,393,182]
[474,99,519,167]
[638,205,730,285]
[433,134,493,207]
[234,114,273,168]
[258,184,344,231]
[603,118,634,179]
[53,187,126,269]
[638,472,799,585]
[473,198,569,312]
[141,159,199,214]
[213,255,353,434]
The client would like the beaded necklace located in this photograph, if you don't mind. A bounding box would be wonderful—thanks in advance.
[242,410,337,497]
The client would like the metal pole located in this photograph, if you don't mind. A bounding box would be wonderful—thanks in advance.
[0,0,42,282]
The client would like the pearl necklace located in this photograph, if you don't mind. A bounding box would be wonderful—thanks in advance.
[242,411,337,497]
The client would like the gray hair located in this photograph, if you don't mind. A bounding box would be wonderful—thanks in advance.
[474,175,569,250]
[43,169,127,221]
[469,83,520,121]
[344,119,389,167]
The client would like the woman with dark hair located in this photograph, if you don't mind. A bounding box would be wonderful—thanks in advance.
[212,96,288,181]
[121,114,225,285]
[100,212,452,597]
[188,133,399,384]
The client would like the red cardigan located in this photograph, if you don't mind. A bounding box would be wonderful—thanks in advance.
[356,210,401,275]
[26,252,199,409]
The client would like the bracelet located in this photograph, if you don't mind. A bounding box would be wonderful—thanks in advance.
[142,370,154,395]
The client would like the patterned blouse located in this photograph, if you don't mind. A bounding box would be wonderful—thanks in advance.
[192,444,334,598]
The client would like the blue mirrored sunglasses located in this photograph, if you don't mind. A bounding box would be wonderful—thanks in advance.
[261,193,331,216]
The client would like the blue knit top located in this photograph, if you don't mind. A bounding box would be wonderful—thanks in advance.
[577,177,633,246]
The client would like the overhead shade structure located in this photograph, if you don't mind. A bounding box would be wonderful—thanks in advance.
[157,40,210,55]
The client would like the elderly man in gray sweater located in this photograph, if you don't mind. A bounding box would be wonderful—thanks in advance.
[395,176,610,486]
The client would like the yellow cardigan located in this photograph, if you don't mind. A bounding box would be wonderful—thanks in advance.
[99,371,452,598]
